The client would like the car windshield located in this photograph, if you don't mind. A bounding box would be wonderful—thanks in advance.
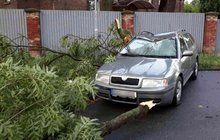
[120,38,177,58]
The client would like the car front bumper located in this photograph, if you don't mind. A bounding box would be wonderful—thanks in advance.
[96,84,175,105]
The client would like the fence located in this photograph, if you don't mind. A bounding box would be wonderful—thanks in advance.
[40,10,121,50]
[0,9,206,52]
[0,9,28,45]
[216,20,220,54]
[135,12,205,50]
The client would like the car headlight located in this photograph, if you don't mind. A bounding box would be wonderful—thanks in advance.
[95,73,110,84]
[142,79,168,88]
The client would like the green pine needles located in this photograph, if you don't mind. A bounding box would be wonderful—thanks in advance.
[0,58,101,140]
[0,25,124,139]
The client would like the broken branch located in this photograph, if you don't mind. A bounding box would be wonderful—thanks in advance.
[101,100,156,137]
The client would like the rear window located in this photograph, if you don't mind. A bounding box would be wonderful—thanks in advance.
[183,33,194,48]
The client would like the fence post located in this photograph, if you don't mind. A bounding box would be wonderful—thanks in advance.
[25,8,42,57]
[203,12,219,54]
[121,10,135,35]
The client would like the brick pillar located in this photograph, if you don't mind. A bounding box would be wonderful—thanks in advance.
[203,12,219,54]
[25,9,42,57]
[121,10,135,35]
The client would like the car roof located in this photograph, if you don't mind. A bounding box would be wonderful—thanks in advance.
[136,30,187,41]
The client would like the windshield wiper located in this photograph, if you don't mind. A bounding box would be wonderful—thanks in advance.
[155,56,176,59]
[120,53,140,57]
[121,54,158,58]
[121,54,176,58]
[144,55,176,59]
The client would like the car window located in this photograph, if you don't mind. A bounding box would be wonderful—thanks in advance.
[120,38,177,58]
[183,33,193,49]
[179,37,188,53]
[187,33,195,43]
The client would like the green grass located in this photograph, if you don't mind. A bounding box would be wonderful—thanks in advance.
[199,54,220,70]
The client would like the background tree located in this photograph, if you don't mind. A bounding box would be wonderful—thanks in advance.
[200,0,220,13]
[184,0,200,13]
[191,0,200,7]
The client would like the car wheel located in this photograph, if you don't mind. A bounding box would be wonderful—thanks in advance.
[191,60,199,80]
[172,77,183,106]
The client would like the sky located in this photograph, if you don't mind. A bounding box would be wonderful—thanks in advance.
[185,0,193,3]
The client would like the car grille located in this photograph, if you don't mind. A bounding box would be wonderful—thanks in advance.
[111,76,139,86]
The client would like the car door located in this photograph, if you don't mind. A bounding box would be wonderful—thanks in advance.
[179,35,191,81]
[183,33,197,72]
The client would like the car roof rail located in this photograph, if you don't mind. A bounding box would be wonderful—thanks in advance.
[177,29,186,33]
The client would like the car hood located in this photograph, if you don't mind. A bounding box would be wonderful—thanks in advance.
[98,56,175,78]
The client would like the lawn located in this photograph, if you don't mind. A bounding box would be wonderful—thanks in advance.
[199,54,220,70]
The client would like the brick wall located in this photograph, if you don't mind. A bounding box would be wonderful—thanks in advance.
[203,12,219,54]
[25,9,42,57]
[122,11,135,35]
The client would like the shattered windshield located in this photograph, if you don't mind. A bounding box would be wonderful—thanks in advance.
[120,38,177,58]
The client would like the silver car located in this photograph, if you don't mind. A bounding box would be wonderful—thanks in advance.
[95,30,199,106]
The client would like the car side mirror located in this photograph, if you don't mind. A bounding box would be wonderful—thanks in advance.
[182,50,193,57]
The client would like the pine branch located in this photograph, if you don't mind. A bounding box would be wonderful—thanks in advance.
[101,101,157,137]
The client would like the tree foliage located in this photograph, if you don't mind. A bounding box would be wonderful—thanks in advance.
[200,0,220,13]
[0,24,125,139]
[0,58,101,140]
[184,1,200,13]
[1,24,123,79]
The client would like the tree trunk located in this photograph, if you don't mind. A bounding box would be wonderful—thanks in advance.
[159,0,177,12]
[159,0,168,12]
[101,101,156,137]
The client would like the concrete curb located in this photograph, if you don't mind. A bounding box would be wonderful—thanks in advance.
[199,69,220,71]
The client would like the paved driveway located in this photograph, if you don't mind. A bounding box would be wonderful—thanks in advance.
[84,71,220,140]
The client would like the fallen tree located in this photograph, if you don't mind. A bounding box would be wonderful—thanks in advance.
[0,24,156,139]
[101,101,157,137]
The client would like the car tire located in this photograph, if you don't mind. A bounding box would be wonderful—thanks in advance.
[172,77,183,106]
[191,60,199,80]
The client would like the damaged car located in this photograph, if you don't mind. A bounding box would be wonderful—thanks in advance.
[95,30,199,106]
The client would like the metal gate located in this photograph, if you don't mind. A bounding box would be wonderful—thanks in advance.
[0,9,28,45]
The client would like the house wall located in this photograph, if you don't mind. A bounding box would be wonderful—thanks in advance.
[100,0,113,11]
[17,0,40,9]
[0,0,89,10]
[40,0,88,10]
[0,0,18,9]
[0,0,184,12]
